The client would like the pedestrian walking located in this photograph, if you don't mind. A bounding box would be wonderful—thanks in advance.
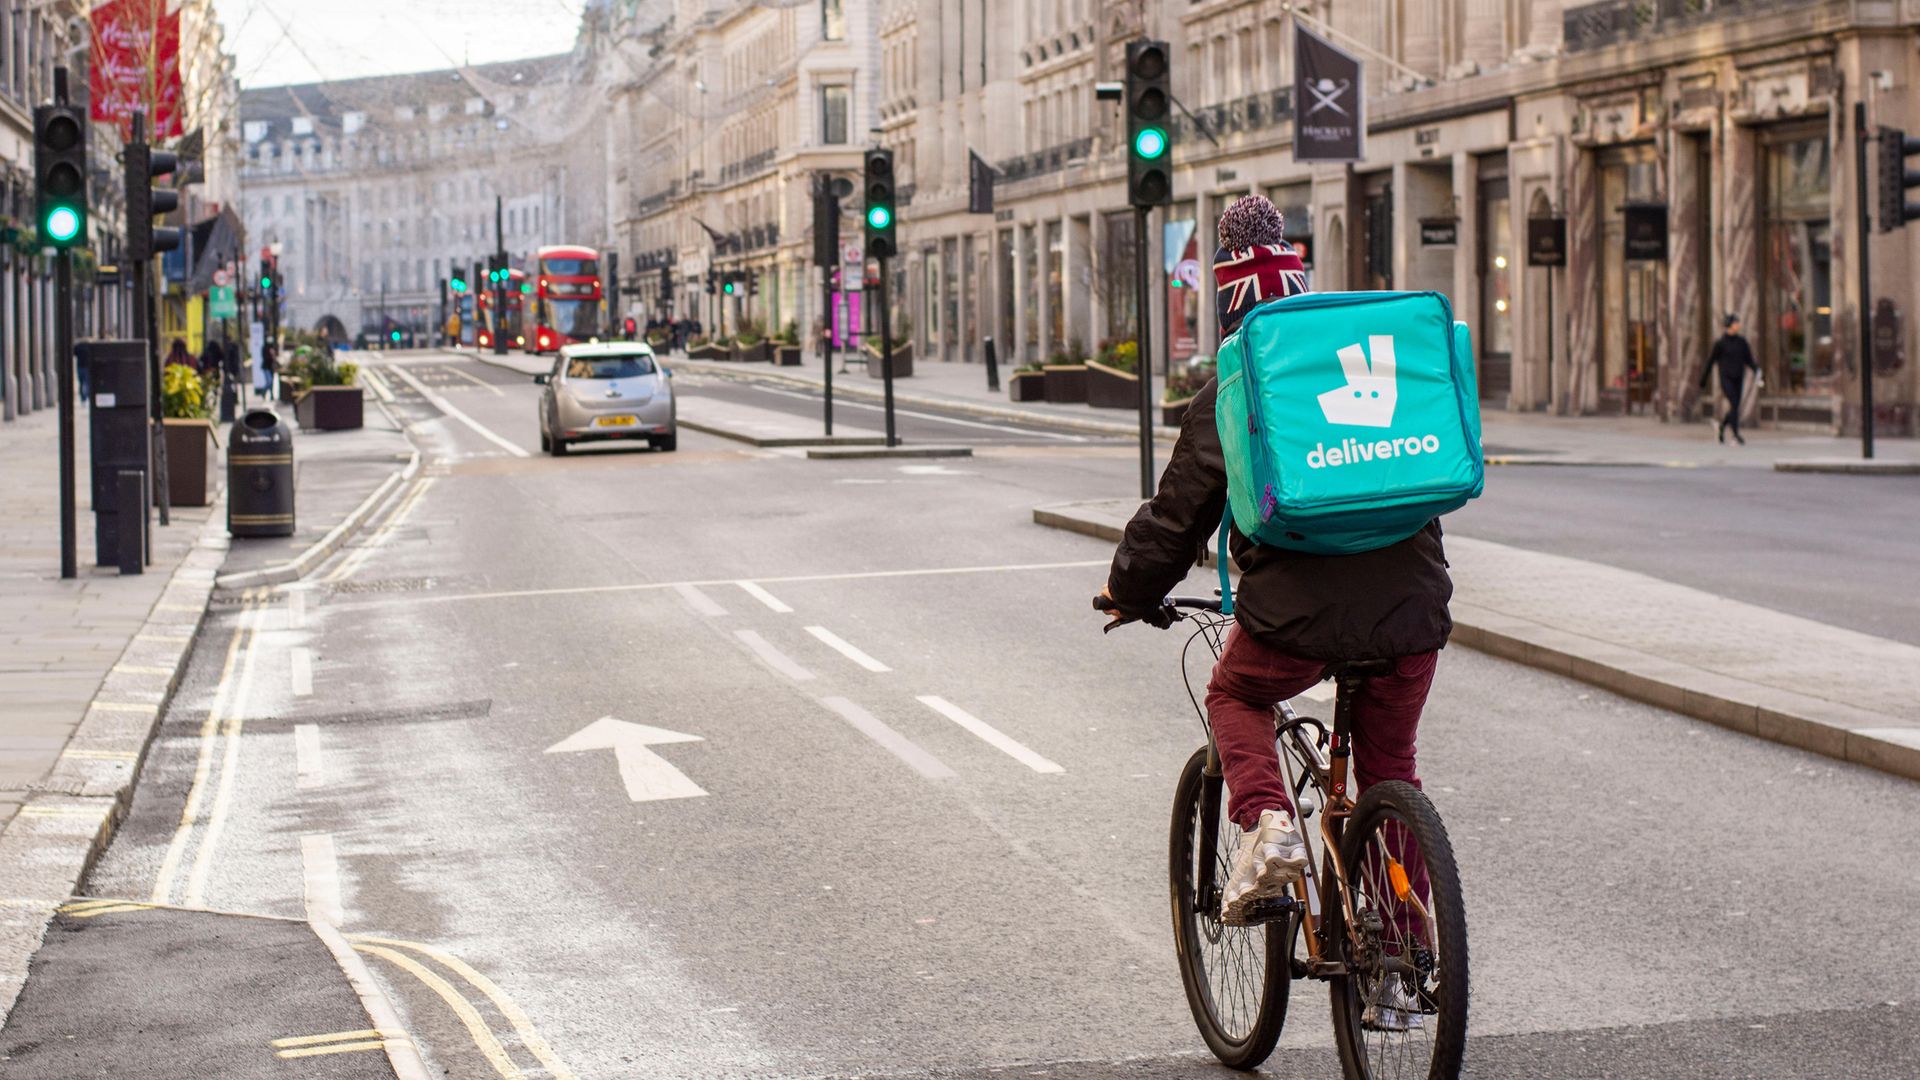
[164,338,193,370]
[199,338,223,377]
[1700,314,1760,444]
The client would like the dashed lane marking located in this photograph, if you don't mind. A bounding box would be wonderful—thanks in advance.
[916,695,1064,774]
[288,586,307,629]
[735,580,793,613]
[440,364,505,395]
[301,833,344,927]
[152,589,263,904]
[804,626,891,673]
[817,696,956,780]
[291,646,314,696]
[385,362,530,458]
[295,723,325,789]
[734,629,816,681]
[350,936,578,1080]
[353,944,526,1079]
[673,582,728,616]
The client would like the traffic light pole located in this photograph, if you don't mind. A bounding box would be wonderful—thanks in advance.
[1133,207,1155,500]
[877,256,898,447]
[1856,100,1875,460]
[51,69,77,578]
[493,196,508,356]
[821,267,835,437]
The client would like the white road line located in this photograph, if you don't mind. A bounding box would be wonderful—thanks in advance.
[441,364,505,395]
[184,595,269,907]
[735,581,793,613]
[386,363,530,457]
[673,583,728,617]
[360,367,396,403]
[747,384,1088,442]
[301,833,345,927]
[295,724,325,789]
[326,477,435,584]
[916,695,1064,774]
[290,647,314,696]
[734,630,816,681]
[817,696,956,780]
[151,593,258,904]
[287,587,307,629]
[804,626,891,673]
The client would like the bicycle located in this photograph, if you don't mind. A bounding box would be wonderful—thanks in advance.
[1097,594,1468,1078]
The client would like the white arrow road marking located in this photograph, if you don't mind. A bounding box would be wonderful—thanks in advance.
[545,717,708,801]
[916,695,1064,774]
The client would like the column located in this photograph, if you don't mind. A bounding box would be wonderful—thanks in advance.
[1033,221,1052,362]
[1087,212,1108,347]
[1565,147,1600,415]
[1666,132,1706,421]
[1066,214,1091,353]
[1010,223,1028,364]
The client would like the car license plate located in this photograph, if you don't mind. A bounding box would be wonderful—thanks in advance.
[595,415,637,427]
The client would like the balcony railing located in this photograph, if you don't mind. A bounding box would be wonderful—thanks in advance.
[1172,88,1293,147]
[996,137,1093,183]
[1564,0,1818,52]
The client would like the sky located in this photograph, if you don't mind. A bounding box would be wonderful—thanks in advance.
[212,0,586,88]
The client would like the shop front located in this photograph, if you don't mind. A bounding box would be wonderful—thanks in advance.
[1758,123,1835,424]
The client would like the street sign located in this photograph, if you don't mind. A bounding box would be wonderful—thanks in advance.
[212,267,230,288]
[209,284,236,318]
[545,717,707,802]
[1527,216,1567,266]
[842,242,864,292]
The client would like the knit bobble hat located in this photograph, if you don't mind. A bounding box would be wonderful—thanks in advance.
[1213,194,1308,338]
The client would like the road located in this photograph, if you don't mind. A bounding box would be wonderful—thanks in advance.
[6,348,1918,1078]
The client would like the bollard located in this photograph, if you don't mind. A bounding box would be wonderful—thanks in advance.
[116,469,145,575]
[984,336,1000,393]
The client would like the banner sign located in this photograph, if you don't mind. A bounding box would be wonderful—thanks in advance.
[1623,204,1668,261]
[1419,218,1459,247]
[1526,217,1567,266]
[1293,25,1365,162]
[968,150,995,214]
[90,0,185,140]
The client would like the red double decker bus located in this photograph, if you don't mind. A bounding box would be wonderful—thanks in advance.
[528,244,603,353]
[475,268,527,350]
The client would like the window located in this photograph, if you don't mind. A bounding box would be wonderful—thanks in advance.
[292,116,313,136]
[821,85,849,144]
[821,0,846,40]
[567,353,653,379]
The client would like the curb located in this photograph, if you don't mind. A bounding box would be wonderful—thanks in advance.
[214,398,422,591]
[804,444,973,460]
[1773,458,1920,475]
[0,501,229,1024]
[678,417,887,449]
[1028,500,1920,785]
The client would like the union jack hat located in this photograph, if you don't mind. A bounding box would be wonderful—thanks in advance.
[1213,241,1308,338]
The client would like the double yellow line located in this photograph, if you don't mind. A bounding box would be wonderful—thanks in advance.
[350,935,576,1080]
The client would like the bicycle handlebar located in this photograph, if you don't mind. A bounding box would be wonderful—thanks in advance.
[1093,594,1224,632]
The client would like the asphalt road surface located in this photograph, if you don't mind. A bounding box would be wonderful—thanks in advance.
[8,349,1917,1078]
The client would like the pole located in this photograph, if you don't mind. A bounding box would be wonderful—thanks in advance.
[1856,101,1875,460]
[984,336,1000,392]
[493,196,507,355]
[822,268,835,436]
[1133,206,1155,500]
[56,251,76,577]
[877,255,898,447]
[1546,269,1556,413]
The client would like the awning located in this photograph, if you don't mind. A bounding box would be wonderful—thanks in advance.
[188,205,242,293]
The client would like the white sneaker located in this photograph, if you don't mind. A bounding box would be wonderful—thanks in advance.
[1361,978,1424,1032]
[1219,808,1309,924]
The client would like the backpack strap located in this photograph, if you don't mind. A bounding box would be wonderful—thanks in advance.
[1216,505,1235,616]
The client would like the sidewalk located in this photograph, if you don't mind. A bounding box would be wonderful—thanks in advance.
[1033,499,1920,783]
[0,397,418,1023]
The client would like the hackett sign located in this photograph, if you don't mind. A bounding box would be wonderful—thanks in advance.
[1293,26,1365,163]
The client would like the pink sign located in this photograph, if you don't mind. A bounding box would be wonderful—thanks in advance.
[831,291,862,349]
[90,0,184,140]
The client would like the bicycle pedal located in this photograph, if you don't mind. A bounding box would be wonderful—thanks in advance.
[1240,896,1298,926]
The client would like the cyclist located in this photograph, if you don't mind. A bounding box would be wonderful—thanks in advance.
[1100,195,1454,948]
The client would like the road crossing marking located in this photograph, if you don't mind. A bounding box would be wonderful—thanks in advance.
[440,364,505,395]
[734,629,816,681]
[350,935,577,1080]
[152,590,262,905]
[354,944,526,1079]
[804,626,891,672]
[302,833,345,927]
[295,724,325,789]
[673,582,728,616]
[291,646,314,696]
[817,696,956,780]
[735,580,793,612]
[386,362,530,457]
[916,695,1065,774]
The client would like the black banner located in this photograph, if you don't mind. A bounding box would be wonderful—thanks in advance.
[1526,217,1567,266]
[1420,218,1458,247]
[1293,26,1364,163]
[1624,204,1667,261]
[968,150,995,214]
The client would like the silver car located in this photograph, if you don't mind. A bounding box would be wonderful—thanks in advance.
[535,343,676,455]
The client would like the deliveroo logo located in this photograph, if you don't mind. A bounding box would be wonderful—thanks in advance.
[1317,335,1398,428]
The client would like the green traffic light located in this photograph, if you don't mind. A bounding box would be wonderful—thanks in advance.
[390,330,401,343]
[867,205,892,230]
[723,281,735,295]
[520,282,531,295]
[43,205,80,244]
[260,275,273,290]
[1134,127,1168,161]
[451,277,466,292]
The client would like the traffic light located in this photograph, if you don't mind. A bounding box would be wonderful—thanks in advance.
[258,256,274,292]
[1879,126,1920,233]
[33,102,87,249]
[659,264,673,301]
[722,277,736,296]
[1125,40,1173,208]
[390,328,402,344]
[748,274,759,298]
[864,148,897,259]
[705,270,716,296]
[450,266,467,293]
[124,144,182,260]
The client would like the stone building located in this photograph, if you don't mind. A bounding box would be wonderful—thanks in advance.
[238,54,594,341]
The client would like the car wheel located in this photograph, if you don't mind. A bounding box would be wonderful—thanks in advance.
[539,425,550,452]
[653,431,676,452]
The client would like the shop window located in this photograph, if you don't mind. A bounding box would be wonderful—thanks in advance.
[1478,176,1512,402]
[1762,131,1833,392]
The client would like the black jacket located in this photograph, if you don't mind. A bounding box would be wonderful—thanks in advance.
[1107,379,1454,661]
[1700,333,1757,388]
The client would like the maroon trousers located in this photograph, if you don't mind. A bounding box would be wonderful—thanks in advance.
[1203,625,1438,831]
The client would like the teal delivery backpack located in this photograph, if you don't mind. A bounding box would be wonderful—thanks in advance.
[1214,290,1484,564]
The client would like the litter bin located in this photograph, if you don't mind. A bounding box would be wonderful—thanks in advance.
[228,408,295,537]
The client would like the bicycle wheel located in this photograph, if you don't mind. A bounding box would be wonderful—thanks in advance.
[1327,780,1468,1080]
[1168,746,1290,1069]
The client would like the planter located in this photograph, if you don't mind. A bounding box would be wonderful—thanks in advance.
[775,344,803,366]
[1008,371,1048,402]
[1086,359,1139,409]
[295,385,365,431]
[276,376,304,403]
[687,343,730,361]
[733,340,771,363]
[864,342,914,379]
[1162,397,1195,428]
[162,418,218,507]
[1042,364,1088,404]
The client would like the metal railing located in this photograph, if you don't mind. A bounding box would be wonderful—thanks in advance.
[1564,0,1819,52]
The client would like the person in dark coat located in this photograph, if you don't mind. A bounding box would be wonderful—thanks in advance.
[199,338,223,377]
[165,338,193,370]
[1100,195,1452,948]
[1700,313,1760,444]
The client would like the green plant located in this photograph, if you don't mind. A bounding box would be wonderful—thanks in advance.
[294,348,358,388]
[688,335,711,349]
[1016,361,1045,374]
[1047,349,1072,366]
[775,321,799,344]
[161,364,210,419]
[1103,340,1140,375]
[1066,339,1088,365]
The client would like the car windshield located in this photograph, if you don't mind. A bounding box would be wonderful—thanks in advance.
[567,354,655,380]
[543,258,597,277]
